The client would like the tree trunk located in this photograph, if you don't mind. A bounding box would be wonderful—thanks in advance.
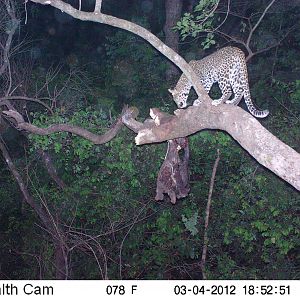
[164,0,182,81]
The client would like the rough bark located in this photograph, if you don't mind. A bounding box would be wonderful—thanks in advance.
[5,104,300,192]
[164,0,182,80]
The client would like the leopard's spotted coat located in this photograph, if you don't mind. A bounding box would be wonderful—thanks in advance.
[169,47,269,118]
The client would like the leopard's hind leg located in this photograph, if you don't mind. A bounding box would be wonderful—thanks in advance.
[212,78,232,106]
[226,82,244,105]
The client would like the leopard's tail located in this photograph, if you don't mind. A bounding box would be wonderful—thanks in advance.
[244,92,269,118]
[242,59,269,118]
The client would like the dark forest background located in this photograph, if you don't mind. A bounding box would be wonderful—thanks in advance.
[0,0,299,279]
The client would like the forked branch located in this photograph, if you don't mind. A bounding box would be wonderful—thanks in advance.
[215,0,295,61]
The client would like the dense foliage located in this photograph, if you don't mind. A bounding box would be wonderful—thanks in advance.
[0,0,299,279]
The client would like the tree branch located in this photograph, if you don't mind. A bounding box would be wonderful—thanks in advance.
[29,0,210,105]
[2,106,136,144]
[245,22,299,61]
[246,0,276,48]
[215,0,293,62]
[0,96,53,113]
[0,0,20,77]
[0,138,59,236]
[94,0,103,13]
[200,149,220,280]
[0,138,69,278]
[38,150,67,189]
[129,106,300,191]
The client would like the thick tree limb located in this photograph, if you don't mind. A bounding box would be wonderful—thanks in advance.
[128,105,300,192]
[94,0,103,13]
[4,102,300,195]
[164,0,183,80]
[6,102,300,191]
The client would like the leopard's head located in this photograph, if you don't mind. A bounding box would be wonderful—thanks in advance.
[168,88,188,108]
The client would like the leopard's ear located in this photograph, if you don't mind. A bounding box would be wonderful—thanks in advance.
[168,88,176,95]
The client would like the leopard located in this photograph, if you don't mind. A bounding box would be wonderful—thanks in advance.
[168,46,269,118]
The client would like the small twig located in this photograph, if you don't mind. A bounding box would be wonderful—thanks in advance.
[24,0,29,24]
[200,149,220,279]
[215,0,294,62]
[0,0,19,77]
[246,0,276,47]
[209,0,230,34]
[0,96,53,113]
[273,96,300,123]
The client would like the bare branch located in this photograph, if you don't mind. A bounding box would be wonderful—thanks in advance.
[38,150,67,189]
[200,149,220,280]
[246,0,276,47]
[215,0,293,61]
[0,138,41,213]
[215,29,246,47]
[119,200,151,279]
[0,0,20,77]
[0,138,66,246]
[245,23,299,61]
[0,96,53,113]
[2,107,135,144]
